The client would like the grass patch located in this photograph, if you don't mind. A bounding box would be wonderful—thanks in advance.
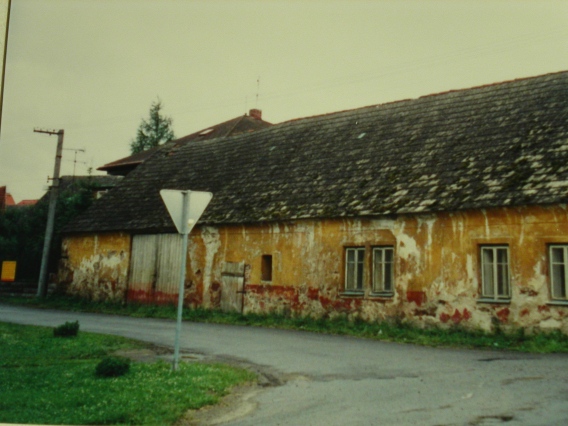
[3,294,568,352]
[0,321,255,425]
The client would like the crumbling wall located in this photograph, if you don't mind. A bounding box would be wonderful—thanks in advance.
[59,233,130,302]
[61,204,568,332]
[189,205,568,332]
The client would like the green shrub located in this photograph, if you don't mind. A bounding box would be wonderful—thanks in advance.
[53,321,79,337]
[95,356,131,378]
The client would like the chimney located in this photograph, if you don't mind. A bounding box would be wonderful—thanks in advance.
[249,108,262,120]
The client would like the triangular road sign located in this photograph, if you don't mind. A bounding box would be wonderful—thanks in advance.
[160,189,213,234]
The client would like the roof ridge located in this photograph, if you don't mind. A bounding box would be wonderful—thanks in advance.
[223,114,247,137]
[277,70,568,127]
[418,70,568,100]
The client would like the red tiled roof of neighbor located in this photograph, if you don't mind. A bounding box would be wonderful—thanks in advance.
[98,110,272,175]
[5,193,15,206]
[17,200,38,206]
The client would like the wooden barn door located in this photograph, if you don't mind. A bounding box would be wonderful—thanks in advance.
[220,261,245,312]
[128,234,183,304]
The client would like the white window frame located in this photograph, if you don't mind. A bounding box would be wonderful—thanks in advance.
[345,247,365,292]
[480,245,510,300]
[549,245,568,301]
[372,246,394,295]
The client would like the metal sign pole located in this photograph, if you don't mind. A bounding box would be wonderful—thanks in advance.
[172,190,189,371]
[160,189,212,372]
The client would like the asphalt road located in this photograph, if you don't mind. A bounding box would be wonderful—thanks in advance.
[1,304,568,426]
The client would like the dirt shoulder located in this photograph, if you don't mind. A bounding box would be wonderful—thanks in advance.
[114,347,278,426]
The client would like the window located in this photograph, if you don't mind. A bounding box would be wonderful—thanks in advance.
[480,246,510,300]
[550,245,568,300]
[345,248,365,291]
[261,254,272,282]
[372,247,394,294]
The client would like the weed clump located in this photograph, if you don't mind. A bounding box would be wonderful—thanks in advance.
[53,321,79,337]
[95,356,131,378]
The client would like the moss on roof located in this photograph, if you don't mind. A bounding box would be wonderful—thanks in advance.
[66,71,568,233]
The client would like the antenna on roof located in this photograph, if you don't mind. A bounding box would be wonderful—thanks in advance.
[63,148,86,178]
[256,76,261,107]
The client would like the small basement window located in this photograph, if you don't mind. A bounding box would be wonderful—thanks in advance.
[261,255,273,282]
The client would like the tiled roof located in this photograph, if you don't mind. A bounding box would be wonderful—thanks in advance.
[97,147,161,171]
[66,71,568,233]
[97,112,272,175]
[5,193,15,206]
[16,200,38,206]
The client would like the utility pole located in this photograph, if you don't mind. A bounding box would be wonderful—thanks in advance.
[35,128,64,298]
[0,0,12,131]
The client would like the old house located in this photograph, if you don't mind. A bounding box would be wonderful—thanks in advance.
[61,71,568,333]
[98,109,271,176]
[0,186,16,210]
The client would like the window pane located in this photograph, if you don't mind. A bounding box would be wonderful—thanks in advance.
[483,262,494,297]
[356,260,364,290]
[384,262,393,291]
[385,249,393,263]
[356,249,364,290]
[497,248,508,264]
[482,248,494,297]
[483,248,494,265]
[552,247,564,264]
[346,262,354,290]
[373,258,383,291]
[497,263,509,297]
[374,249,384,264]
[552,263,566,299]
[496,248,509,297]
[347,250,355,262]
[373,249,382,291]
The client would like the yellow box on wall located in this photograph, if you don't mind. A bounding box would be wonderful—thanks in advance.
[1,261,16,282]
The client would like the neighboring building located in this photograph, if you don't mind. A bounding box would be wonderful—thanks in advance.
[0,186,7,211]
[61,72,568,333]
[98,109,271,176]
[0,186,15,210]
[16,199,38,206]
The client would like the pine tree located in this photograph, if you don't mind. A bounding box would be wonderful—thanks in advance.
[130,99,175,154]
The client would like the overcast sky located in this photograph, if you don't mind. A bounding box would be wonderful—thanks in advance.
[1,0,567,202]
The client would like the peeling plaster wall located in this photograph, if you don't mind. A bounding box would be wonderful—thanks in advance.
[184,205,568,332]
[59,233,131,302]
[62,204,568,332]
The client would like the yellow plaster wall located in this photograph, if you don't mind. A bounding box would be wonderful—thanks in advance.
[185,205,568,332]
[59,232,131,302]
[60,204,568,332]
